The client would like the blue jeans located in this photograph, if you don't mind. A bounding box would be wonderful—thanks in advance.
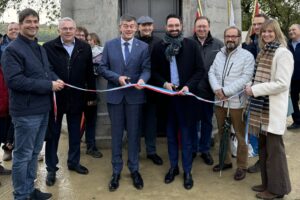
[12,113,49,200]
[193,101,214,153]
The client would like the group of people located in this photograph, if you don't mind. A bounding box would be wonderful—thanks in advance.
[0,7,299,200]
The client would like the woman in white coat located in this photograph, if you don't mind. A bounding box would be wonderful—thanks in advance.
[245,19,293,200]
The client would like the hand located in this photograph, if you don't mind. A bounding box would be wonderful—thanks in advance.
[119,76,130,86]
[134,79,145,90]
[178,86,189,95]
[245,85,253,96]
[163,82,175,91]
[215,89,226,100]
[52,80,64,91]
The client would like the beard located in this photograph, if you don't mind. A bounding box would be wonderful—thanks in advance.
[226,41,238,51]
[166,29,182,38]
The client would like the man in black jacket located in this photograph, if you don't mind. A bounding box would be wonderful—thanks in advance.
[43,17,96,187]
[1,8,64,200]
[287,24,300,129]
[136,16,163,165]
[190,16,223,166]
[151,14,204,190]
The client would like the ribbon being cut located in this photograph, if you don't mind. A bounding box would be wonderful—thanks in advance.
[52,83,244,122]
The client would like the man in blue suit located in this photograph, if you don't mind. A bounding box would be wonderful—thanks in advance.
[98,15,150,191]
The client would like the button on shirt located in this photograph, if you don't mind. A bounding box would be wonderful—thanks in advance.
[121,38,133,62]
[61,38,75,57]
[170,56,180,86]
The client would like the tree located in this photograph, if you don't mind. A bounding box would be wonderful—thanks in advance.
[0,0,60,24]
[242,0,300,35]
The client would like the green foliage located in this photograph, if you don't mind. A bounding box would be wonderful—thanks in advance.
[242,0,300,35]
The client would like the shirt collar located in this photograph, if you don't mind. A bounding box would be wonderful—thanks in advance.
[19,34,38,44]
[121,37,134,46]
[61,37,75,46]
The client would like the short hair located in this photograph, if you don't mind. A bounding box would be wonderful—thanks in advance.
[224,26,242,37]
[119,15,136,25]
[58,17,76,29]
[7,22,19,29]
[194,16,210,26]
[259,19,287,48]
[18,8,39,24]
[254,14,269,21]
[88,32,101,46]
[290,24,300,30]
[76,26,89,38]
[166,14,182,24]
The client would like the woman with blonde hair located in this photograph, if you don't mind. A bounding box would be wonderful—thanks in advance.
[245,19,293,199]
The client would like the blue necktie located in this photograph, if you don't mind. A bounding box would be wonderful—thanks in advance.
[124,42,130,64]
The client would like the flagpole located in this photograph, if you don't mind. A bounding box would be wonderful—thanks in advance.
[252,0,258,22]
[227,0,231,26]
[197,0,203,16]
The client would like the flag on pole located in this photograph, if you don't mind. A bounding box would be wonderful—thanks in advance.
[228,0,235,26]
[252,0,260,22]
[196,0,203,18]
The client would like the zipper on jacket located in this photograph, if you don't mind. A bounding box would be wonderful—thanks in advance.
[227,63,234,76]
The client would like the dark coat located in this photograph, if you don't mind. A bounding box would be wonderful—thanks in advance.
[190,32,223,100]
[288,40,300,80]
[1,35,58,117]
[43,37,96,114]
[151,38,205,124]
[242,34,259,59]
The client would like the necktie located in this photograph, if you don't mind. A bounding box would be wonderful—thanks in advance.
[124,42,130,64]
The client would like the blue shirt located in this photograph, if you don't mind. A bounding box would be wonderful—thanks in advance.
[170,56,179,86]
[121,37,133,62]
[292,39,300,51]
[61,38,75,57]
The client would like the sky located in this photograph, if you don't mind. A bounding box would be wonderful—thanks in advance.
[1,8,49,24]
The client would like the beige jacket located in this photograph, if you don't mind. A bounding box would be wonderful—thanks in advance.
[251,47,294,135]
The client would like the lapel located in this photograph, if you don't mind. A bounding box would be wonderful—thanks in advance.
[116,37,126,66]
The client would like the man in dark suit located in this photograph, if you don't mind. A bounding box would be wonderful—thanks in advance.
[98,15,150,191]
[151,14,204,190]
[43,17,96,186]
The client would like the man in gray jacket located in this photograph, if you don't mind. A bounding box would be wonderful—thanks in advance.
[190,16,223,165]
[208,26,255,181]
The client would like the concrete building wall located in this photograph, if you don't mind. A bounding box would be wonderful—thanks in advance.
[61,0,241,147]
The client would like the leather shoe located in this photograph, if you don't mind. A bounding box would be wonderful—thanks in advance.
[46,171,56,186]
[247,160,260,173]
[164,166,179,184]
[200,152,214,165]
[252,184,266,192]
[131,171,143,190]
[68,164,89,174]
[234,168,247,181]
[147,154,163,165]
[287,122,300,130]
[109,174,120,192]
[256,190,284,199]
[183,172,193,190]
[26,188,52,200]
[0,165,11,175]
[213,163,232,172]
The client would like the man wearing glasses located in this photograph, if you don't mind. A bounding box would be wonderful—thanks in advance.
[43,17,96,186]
[208,26,255,181]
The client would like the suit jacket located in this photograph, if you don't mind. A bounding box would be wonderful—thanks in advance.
[99,37,151,104]
[43,37,96,114]
[151,38,205,124]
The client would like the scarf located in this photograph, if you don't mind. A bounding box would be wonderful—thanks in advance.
[163,32,183,61]
[246,42,280,136]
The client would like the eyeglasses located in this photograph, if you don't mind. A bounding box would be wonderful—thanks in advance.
[224,35,240,39]
[61,27,75,32]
